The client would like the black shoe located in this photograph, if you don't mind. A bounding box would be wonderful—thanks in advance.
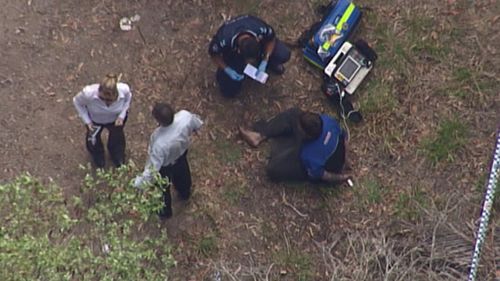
[113,159,124,168]
[269,64,285,75]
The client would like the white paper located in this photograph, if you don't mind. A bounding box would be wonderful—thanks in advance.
[243,64,268,84]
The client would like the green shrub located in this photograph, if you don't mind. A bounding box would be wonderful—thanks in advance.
[0,165,174,281]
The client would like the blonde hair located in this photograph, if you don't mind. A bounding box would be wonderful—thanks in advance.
[98,73,121,100]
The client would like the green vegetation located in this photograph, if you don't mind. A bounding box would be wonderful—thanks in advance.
[359,80,398,115]
[394,185,428,221]
[222,178,248,204]
[422,118,468,165]
[403,14,449,59]
[275,248,313,281]
[197,234,218,258]
[215,139,243,164]
[0,166,173,281]
[354,178,385,211]
[453,67,473,83]
[235,0,261,14]
[443,66,497,98]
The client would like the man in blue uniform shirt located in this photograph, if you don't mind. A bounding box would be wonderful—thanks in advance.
[209,15,291,97]
[239,108,351,184]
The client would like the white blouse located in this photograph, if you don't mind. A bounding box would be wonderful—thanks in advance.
[73,82,132,125]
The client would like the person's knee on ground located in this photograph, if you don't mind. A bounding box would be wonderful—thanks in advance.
[216,69,243,98]
[268,40,291,74]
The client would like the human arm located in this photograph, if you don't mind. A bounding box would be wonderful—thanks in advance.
[262,37,276,62]
[320,170,351,183]
[257,21,276,72]
[116,83,131,126]
[210,55,244,81]
[72,88,93,126]
[257,37,276,73]
[208,34,228,70]
[211,54,227,70]
[133,145,165,188]
[189,113,204,133]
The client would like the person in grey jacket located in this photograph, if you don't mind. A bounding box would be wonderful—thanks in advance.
[134,102,203,219]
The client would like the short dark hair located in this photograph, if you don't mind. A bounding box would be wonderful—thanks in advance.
[152,103,174,126]
[239,36,260,59]
[299,111,322,140]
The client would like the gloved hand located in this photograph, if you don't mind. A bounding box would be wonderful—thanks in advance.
[258,60,268,74]
[224,67,244,81]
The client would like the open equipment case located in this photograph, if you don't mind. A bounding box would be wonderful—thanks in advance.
[301,0,378,123]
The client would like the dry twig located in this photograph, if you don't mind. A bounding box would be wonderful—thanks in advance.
[281,189,308,218]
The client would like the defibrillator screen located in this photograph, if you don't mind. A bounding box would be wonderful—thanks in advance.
[338,56,360,82]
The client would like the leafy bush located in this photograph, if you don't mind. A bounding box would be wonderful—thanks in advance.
[0,165,174,281]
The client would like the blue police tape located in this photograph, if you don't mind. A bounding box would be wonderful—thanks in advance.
[468,127,500,281]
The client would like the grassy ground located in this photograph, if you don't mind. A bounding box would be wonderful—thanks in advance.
[0,0,498,280]
[175,1,500,280]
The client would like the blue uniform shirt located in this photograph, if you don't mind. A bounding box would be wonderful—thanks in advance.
[208,15,275,56]
[300,115,343,180]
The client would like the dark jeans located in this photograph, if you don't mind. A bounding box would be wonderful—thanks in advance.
[216,39,291,98]
[86,116,127,168]
[158,151,192,218]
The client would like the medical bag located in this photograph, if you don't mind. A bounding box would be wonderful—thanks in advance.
[302,0,362,69]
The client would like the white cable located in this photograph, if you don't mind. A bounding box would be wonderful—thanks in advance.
[468,127,500,281]
[337,86,350,141]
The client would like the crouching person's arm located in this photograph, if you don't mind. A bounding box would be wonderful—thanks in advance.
[320,170,350,184]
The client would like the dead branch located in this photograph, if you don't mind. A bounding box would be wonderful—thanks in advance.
[281,189,308,218]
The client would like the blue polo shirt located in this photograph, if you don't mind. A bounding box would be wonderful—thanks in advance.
[208,15,275,56]
[300,115,343,180]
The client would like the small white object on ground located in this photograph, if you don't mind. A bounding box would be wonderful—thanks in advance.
[130,14,141,22]
[102,244,110,254]
[243,64,268,84]
[119,17,132,31]
[119,14,140,31]
[347,178,354,187]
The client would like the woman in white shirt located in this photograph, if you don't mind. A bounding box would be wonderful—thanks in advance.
[73,74,132,168]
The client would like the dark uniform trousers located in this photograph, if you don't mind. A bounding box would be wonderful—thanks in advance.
[216,39,291,98]
[86,115,127,168]
[158,151,192,218]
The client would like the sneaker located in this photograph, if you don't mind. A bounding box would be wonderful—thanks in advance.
[269,64,285,75]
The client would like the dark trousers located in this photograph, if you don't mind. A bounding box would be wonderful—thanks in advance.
[254,108,346,182]
[216,39,291,97]
[86,117,127,168]
[253,108,309,182]
[158,151,192,217]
